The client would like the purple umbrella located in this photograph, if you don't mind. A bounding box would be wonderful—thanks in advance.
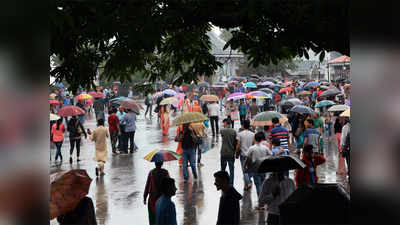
[260,81,275,86]
[227,92,246,100]
[162,89,177,96]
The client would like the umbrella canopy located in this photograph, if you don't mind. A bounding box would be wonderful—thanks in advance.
[258,88,274,94]
[49,99,61,105]
[328,104,349,112]
[319,85,329,90]
[88,91,105,98]
[244,82,257,88]
[252,111,288,126]
[246,91,269,98]
[227,92,246,100]
[172,112,209,126]
[160,97,178,105]
[260,81,275,86]
[280,98,301,107]
[280,183,350,225]
[49,93,57,99]
[279,87,294,93]
[212,82,228,88]
[162,89,177,96]
[152,92,163,99]
[50,113,60,121]
[320,88,342,98]
[197,81,209,88]
[315,100,336,108]
[340,108,350,117]
[289,105,314,114]
[109,97,131,104]
[304,81,320,88]
[112,81,121,85]
[200,95,219,102]
[50,169,92,220]
[57,106,85,117]
[75,94,92,101]
[297,91,312,96]
[144,150,181,162]
[257,155,306,173]
[120,100,144,110]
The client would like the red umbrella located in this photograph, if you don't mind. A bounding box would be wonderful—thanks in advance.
[57,106,85,117]
[49,99,60,105]
[88,91,105,98]
[279,87,294,93]
[120,100,144,110]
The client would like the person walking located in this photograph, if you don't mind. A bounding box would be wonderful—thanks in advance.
[249,98,259,119]
[176,123,198,183]
[116,106,126,153]
[338,118,350,175]
[88,119,109,177]
[313,112,325,153]
[121,108,137,153]
[51,118,65,161]
[144,93,153,118]
[225,99,236,128]
[57,196,97,225]
[244,132,272,198]
[235,120,255,191]
[144,162,170,225]
[302,119,321,154]
[190,122,206,167]
[93,97,105,121]
[175,125,183,167]
[238,99,247,125]
[76,99,86,125]
[259,172,296,225]
[67,116,87,163]
[107,108,120,155]
[160,105,170,136]
[295,144,326,186]
[192,100,202,113]
[155,177,178,225]
[214,170,243,225]
[219,119,237,185]
[269,117,291,153]
[207,101,220,136]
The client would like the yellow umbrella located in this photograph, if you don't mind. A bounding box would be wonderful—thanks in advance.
[160,97,178,105]
[172,112,209,126]
[50,113,60,121]
[76,94,92,100]
[200,95,219,102]
[340,108,350,117]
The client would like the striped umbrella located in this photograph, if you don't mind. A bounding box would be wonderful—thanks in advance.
[144,150,181,163]
[227,92,246,100]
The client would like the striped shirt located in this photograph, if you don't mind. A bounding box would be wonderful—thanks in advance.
[269,125,289,151]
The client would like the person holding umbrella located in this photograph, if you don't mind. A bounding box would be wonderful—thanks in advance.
[67,115,87,164]
[88,119,109,177]
[176,123,198,183]
[51,118,65,162]
[295,145,326,187]
[144,161,170,225]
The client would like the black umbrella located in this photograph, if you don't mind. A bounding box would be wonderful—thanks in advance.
[263,78,278,83]
[280,183,350,225]
[289,105,314,114]
[320,88,341,98]
[257,155,306,173]
[258,88,274,94]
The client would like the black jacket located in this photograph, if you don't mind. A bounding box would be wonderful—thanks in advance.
[217,186,243,225]
[57,197,97,225]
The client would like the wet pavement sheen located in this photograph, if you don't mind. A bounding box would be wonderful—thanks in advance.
[50,110,348,225]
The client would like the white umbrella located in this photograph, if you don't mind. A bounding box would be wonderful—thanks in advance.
[328,104,349,112]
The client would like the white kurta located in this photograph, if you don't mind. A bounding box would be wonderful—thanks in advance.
[90,126,109,162]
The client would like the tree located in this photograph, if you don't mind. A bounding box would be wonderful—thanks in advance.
[51,0,348,92]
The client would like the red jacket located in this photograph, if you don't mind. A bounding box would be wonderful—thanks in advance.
[295,154,326,187]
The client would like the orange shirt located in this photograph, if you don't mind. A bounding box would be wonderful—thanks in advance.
[51,123,65,142]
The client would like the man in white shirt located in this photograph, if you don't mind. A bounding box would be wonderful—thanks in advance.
[340,118,350,148]
[207,101,220,136]
[235,120,255,191]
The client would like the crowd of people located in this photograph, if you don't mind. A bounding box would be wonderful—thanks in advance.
[50,76,351,225]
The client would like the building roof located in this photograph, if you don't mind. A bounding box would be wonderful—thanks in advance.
[328,55,350,64]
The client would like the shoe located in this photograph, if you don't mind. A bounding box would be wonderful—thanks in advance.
[69,158,73,164]
[95,168,99,177]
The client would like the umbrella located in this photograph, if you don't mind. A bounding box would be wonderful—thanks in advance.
[152,92,163,99]
[120,100,144,110]
[279,87,293,93]
[328,104,349,112]
[55,82,65,88]
[172,112,209,126]
[252,111,288,126]
[112,81,121,85]
[49,99,61,105]
[304,81,320,88]
[57,106,85,117]
[298,91,312,96]
[320,88,342,98]
[197,81,210,88]
[227,92,246,100]
[289,105,314,114]
[263,78,278,83]
[50,113,60,121]
[280,98,301,107]
[257,155,306,173]
[320,81,330,86]
[244,82,257,88]
[49,93,57,99]
[75,94,92,101]
[258,88,274,94]
[235,76,247,81]
[162,89,177,96]
[144,150,181,162]
[259,81,275,86]
[319,85,329,90]
[246,91,270,98]
[50,169,92,220]
[315,100,336,108]
[200,95,219,102]
[109,97,131,104]
[340,108,350,117]
[212,82,228,88]
[88,91,105,98]
[160,97,178,105]
[280,183,350,225]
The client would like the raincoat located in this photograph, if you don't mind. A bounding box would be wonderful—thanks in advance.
[216,186,243,225]
[295,154,326,187]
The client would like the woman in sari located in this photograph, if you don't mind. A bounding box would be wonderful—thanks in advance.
[176,125,183,166]
[162,105,170,136]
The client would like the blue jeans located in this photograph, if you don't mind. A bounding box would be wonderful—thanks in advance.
[196,144,202,163]
[240,155,251,186]
[221,157,235,185]
[182,149,198,180]
[54,141,63,160]
[252,173,266,197]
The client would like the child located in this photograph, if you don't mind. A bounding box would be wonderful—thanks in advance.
[295,144,326,187]
[271,138,288,156]
[324,118,332,140]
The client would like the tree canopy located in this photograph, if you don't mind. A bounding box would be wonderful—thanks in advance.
[51,0,348,92]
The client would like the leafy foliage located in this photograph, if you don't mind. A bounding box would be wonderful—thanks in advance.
[51,0,348,92]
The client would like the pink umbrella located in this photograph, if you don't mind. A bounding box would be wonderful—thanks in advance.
[120,100,144,110]
[88,91,105,98]
[57,106,85,117]
[227,92,246,100]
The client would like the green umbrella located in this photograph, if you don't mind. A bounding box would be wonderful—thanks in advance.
[315,100,336,108]
[252,111,288,126]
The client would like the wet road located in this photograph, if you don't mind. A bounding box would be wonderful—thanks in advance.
[50,107,348,225]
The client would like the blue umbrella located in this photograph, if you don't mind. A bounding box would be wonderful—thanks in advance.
[162,89,177,96]
[315,100,336,108]
[304,81,320,88]
[289,105,314,114]
[244,82,257,88]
